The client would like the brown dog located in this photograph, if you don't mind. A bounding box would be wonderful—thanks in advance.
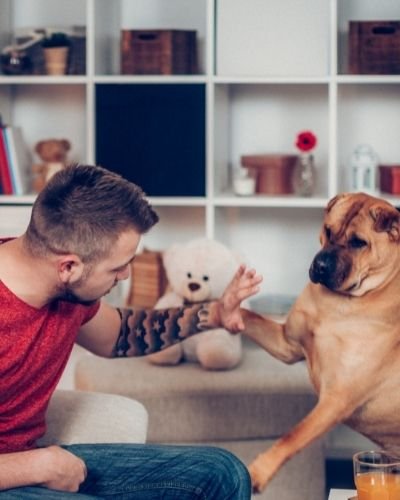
[242,192,400,492]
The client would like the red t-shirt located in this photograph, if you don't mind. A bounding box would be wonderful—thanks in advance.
[0,278,100,453]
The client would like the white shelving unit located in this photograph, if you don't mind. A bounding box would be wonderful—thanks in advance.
[1,0,400,300]
[2,0,399,459]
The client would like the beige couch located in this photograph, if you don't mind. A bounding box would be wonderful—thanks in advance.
[39,390,148,447]
[75,340,326,500]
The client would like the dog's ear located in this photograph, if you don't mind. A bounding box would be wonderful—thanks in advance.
[326,193,347,213]
[325,192,360,214]
[370,205,400,242]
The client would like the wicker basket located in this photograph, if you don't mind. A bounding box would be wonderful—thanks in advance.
[349,21,400,74]
[121,29,197,75]
[127,249,168,308]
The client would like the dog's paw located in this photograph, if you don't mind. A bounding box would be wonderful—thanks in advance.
[248,458,272,493]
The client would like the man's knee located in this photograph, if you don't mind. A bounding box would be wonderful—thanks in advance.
[199,446,251,499]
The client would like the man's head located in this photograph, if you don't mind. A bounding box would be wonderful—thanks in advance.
[24,164,159,303]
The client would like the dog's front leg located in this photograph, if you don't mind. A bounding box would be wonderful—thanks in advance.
[249,393,353,493]
[241,309,304,363]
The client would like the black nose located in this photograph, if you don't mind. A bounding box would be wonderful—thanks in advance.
[188,282,201,292]
[309,249,338,286]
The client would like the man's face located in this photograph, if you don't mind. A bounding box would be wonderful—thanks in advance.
[59,228,141,305]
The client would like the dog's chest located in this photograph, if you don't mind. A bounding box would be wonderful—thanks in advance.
[347,396,400,451]
[342,354,400,444]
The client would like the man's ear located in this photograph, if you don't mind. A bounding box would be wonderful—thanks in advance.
[57,255,84,283]
[370,205,400,242]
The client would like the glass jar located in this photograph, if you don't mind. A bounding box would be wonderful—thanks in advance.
[233,168,256,196]
[291,153,316,197]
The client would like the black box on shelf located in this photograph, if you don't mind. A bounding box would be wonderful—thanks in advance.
[95,83,205,197]
[349,21,400,74]
[121,29,197,75]
[12,27,86,75]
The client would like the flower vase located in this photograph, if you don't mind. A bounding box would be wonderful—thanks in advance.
[292,153,316,197]
[43,46,69,75]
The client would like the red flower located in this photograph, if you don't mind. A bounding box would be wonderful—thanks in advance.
[295,130,317,152]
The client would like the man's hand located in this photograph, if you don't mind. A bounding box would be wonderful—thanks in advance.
[218,264,262,332]
[0,445,87,492]
[39,445,87,492]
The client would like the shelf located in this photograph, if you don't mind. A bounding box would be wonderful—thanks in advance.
[147,197,207,207]
[0,194,36,205]
[4,193,397,210]
[213,76,331,85]
[214,195,329,208]
[4,74,400,87]
[336,75,400,84]
[93,75,208,84]
[0,76,88,85]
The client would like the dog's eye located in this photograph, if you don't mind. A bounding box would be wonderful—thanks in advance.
[349,236,367,249]
[202,275,209,282]
[187,272,192,278]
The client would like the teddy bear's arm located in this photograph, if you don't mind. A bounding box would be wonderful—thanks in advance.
[112,303,217,357]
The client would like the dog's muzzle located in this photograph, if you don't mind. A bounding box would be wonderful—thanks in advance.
[309,248,351,291]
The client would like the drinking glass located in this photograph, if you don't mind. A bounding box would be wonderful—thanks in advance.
[353,450,400,500]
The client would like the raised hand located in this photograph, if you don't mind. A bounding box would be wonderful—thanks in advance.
[218,264,262,332]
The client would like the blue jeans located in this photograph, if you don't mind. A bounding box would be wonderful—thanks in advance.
[0,443,251,499]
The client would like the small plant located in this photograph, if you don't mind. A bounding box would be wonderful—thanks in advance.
[42,32,70,48]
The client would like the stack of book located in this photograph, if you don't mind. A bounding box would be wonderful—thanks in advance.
[0,124,32,195]
[127,249,168,308]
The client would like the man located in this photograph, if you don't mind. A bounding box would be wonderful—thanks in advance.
[0,164,262,499]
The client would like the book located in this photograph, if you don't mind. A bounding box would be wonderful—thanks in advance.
[0,128,13,195]
[3,126,32,195]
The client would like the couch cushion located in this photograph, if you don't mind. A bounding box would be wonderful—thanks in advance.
[75,343,317,443]
[38,390,148,446]
[195,439,325,500]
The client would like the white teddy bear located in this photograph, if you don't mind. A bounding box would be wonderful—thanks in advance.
[147,238,243,370]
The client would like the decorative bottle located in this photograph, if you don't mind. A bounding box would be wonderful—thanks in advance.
[292,152,316,197]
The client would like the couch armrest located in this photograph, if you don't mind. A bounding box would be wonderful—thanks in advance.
[38,390,148,447]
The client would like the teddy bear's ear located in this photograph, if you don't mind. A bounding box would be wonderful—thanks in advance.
[35,141,45,154]
[61,139,71,151]
[162,243,181,271]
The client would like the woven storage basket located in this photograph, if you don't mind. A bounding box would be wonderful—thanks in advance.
[127,250,168,308]
[349,21,400,74]
[121,29,197,75]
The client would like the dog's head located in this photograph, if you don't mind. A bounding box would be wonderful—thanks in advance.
[309,192,400,296]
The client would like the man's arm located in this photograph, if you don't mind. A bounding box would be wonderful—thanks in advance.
[76,265,262,358]
[0,446,86,492]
